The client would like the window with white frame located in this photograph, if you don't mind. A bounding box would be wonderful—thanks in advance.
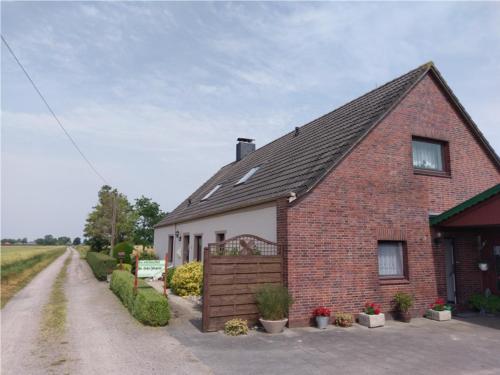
[378,241,405,278]
[412,138,445,171]
[201,184,221,201]
[236,166,260,185]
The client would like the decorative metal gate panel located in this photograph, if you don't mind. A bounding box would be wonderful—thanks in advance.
[202,234,283,332]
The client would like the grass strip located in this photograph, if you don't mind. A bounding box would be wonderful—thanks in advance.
[1,247,66,308]
[40,255,72,339]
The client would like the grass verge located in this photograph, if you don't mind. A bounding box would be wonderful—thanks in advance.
[1,246,66,308]
[40,255,72,339]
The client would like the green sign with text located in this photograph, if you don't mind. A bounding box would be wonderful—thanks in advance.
[137,260,165,279]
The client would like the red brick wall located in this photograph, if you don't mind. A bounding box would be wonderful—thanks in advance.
[285,73,500,327]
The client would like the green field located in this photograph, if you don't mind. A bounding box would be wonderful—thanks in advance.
[1,245,66,308]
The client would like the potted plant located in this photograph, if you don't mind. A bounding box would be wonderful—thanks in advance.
[255,284,293,334]
[313,307,331,329]
[393,292,413,322]
[358,302,385,328]
[426,298,452,321]
[334,312,353,327]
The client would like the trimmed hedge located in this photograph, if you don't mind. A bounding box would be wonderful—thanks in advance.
[110,270,170,326]
[115,263,132,273]
[87,251,117,281]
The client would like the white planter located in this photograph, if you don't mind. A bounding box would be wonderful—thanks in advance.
[358,312,385,328]
[426,309,451,321]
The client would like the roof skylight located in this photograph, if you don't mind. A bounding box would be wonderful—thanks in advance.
[201,184,221,201]
[236,166,260,185]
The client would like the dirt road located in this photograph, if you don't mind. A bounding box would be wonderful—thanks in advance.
[1,248,211,375]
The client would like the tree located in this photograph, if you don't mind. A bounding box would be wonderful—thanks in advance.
[57,236,71,245]
[133,196,166,248]
[43,234,57,245]
[72,237,81,245]
[84,185,135,252]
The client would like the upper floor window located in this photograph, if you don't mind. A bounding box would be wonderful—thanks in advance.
[412,137,448,174]
[236,166,260,185]
[201,184,221,201]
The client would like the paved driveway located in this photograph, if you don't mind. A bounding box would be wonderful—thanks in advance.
[167,304,500,375]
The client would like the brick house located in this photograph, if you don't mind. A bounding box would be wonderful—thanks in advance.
[154,62,500,326]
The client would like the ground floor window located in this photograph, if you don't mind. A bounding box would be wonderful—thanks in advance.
[183,235,190,263]
[168,235,174,263]
[378,241,405,278]
[195,235,202,262]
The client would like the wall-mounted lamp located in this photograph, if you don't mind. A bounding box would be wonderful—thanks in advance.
[175,230,180,238]
[433,230,442,245]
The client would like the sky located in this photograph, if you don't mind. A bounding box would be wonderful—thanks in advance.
[1,1,499,240]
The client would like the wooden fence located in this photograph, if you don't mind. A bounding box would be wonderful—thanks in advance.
[202,235,283,332]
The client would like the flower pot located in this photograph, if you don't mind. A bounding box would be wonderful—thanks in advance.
[315,316,329,329]
[398,311,411,323]
[358,312,385,328]
[426,309,451,321]
[259,318,288,334]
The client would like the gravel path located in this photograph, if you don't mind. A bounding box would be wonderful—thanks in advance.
[1,248,212,375]
[1,248,71,375]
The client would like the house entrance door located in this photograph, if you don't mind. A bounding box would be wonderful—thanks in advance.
[444,239,456,303]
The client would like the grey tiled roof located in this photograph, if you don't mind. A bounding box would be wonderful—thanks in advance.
[156,63,436,227]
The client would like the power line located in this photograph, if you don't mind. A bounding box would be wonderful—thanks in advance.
[1,34,108,185]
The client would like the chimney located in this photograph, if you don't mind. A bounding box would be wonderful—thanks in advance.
[236,138,255,161]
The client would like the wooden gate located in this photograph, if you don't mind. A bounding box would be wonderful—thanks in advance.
[202,234,283,332]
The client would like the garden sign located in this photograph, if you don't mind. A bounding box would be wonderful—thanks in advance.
[137,260,165,279]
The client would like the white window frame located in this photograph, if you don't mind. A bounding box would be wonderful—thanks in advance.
[412,139,445,172]
[378,241,405,278]
[201,184,221,201]
[236,166,260,185]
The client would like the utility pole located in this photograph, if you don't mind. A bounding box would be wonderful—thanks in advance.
[110,192,117,257]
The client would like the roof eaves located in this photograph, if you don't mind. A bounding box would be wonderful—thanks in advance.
[430,184,500,226]
[154,194,287,228]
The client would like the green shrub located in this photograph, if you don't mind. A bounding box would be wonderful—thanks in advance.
[115,263,132,273]
[113,242,134,264]
[393,292,413,313]
[110,270,170,326]
[469,294,500,314]
[334,312,353,327]
[255,284,293,320]
[171,262,203,296]
[224,318,249,336]
[166,267,176,287]
[133,288,170,326]
[87,252,117,281]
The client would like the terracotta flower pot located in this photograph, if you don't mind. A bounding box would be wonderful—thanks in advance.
[259,318,288,334]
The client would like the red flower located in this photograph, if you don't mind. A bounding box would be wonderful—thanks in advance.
[363,302,382,315]
[313,307,331,317]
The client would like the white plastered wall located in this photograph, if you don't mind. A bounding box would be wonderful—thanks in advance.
[153,202,277,266]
